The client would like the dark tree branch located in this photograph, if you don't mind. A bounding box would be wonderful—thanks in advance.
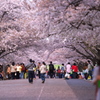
[79,43,95,58]
[0,50,16,59]
[0,11,8,22]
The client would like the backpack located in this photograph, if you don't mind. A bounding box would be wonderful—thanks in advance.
[61,66,64,71]
[49,64,54,71]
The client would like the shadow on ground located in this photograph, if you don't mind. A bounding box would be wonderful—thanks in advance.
[66,79,95,100]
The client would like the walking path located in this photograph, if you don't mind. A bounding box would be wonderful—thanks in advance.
[0,79,95,100]
[67,79,95,100]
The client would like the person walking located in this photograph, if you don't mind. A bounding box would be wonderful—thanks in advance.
[40,62,47,83]
[93,60,100,100]
[27,59,36,84]
[49,61,55,78]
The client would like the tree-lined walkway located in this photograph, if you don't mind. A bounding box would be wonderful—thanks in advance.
[0,79,95,100]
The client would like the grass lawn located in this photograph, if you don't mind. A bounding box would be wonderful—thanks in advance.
[54,64,62,69]
[47,64,61,70]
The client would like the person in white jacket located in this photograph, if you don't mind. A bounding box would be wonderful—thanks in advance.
[40,62,47,83]
[65,62,71,79]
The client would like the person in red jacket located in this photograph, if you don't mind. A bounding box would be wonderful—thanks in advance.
[71,63,79,79]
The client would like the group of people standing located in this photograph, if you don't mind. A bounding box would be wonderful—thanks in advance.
[0,62,26,80]
[64,62,79,79]
[0,60,94,81]
[27,59,47,83]
[25,60,95,84]
[8,62,26,79]
[54,62,79,79]
[0,59,95,83]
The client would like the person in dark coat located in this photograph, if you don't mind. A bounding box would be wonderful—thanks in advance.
[49,61,55,78]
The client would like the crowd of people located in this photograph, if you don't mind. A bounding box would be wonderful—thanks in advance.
[0,59,100,100]
[0,60,94,81]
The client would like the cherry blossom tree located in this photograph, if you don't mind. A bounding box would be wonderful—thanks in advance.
[0,0,100,64]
